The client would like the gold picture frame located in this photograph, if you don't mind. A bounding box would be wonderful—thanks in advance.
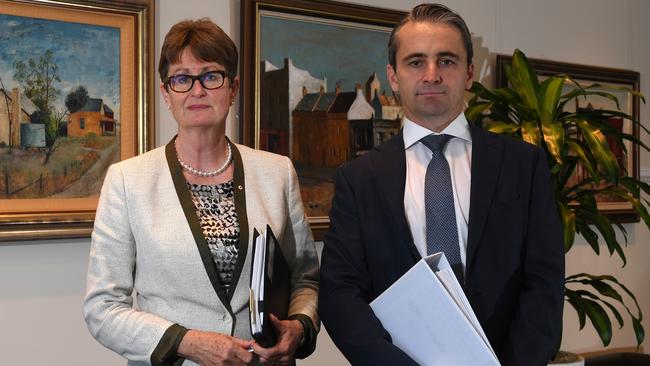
[0,0,154,242]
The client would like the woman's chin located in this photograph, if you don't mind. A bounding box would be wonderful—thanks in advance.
[180,119,225,130]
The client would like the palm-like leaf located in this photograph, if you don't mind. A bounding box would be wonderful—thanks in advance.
[467,49,648,348]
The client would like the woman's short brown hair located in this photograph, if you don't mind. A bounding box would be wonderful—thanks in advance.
[158,18,238,83]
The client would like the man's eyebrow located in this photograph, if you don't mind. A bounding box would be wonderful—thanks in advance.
[437,51,460,60]
[401,51,461,62]
[401,52,427,61]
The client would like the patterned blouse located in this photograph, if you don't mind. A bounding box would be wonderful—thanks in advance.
[188,181,240,291]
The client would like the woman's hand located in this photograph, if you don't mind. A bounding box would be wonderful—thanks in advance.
[253,315,304,365]
[178,329,254,366]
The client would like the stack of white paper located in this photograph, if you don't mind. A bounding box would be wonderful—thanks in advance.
[370,252,500,366]
[249,231,267,334]
[248,225,290,347]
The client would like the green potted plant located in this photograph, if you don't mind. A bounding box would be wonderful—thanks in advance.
[466,49,649,362]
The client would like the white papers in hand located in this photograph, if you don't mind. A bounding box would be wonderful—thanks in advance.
[248,225,290,347]
[370,252,500,366]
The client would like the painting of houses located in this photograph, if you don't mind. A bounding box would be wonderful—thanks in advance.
[0,13,120,200]
[370,88,402,147]
[259,11,400,217]
[67,98,117,137]
[286,69,402,216]
[292,80,398,168]
[0,87,41,147]
[259,58,326,157]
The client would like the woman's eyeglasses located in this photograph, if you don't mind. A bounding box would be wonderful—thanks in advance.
[164,70,232,93]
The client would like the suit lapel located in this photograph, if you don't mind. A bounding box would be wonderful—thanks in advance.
[466,126,503,270]
[372,131,420,262]
[227,144,249,301]
[165,138,233,315]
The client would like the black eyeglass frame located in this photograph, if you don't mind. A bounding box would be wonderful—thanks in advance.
[164,70,234,93]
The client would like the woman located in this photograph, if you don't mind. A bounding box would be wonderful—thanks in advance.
[83,19,319,366]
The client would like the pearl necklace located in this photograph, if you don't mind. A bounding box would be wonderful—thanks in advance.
[175,140,233,177]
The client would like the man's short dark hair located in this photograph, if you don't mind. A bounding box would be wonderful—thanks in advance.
[388,3,473,69]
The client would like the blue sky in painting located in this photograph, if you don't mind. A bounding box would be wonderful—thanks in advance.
[261,15,391,93]
[0,14,120,120]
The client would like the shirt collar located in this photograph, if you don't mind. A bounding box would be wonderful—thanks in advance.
[403,112,472,149]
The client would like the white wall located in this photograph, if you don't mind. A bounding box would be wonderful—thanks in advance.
[1,0,649,364]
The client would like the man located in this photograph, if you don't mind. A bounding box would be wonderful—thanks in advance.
[319,3,564,366]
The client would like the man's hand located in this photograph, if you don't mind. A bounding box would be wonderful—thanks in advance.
[253,315,304,365]
[178,329,254,366]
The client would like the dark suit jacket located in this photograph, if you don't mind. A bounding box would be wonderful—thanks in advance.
[319,125,565,366]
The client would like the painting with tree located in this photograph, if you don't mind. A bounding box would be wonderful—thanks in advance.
[0,14,120,200]
[0,0,154,242]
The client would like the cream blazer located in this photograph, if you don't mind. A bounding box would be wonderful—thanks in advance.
[83,141,319,365]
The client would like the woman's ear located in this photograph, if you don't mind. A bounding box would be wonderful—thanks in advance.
[229,76,240,102]
[160,82,172,109]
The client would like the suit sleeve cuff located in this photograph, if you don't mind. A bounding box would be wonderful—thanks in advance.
[289,314,318,359]
[150,323,189,366]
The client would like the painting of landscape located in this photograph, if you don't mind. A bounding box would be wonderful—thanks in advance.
[0,13,120,202]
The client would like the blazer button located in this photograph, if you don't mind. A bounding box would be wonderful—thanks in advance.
[237,185,243,190]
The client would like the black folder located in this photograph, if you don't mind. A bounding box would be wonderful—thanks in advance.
[249,225,291,347]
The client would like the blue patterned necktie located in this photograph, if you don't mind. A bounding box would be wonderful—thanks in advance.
[421,134,463,282]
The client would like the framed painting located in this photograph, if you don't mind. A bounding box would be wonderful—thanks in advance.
[241,0,405,239]
[496,55,641,222]
[0,0,154,242]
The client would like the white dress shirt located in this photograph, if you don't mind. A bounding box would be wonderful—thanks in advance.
[403,113,473,270]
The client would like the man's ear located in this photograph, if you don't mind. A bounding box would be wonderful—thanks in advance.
[465,63,474,89]
[386,63,399,93]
